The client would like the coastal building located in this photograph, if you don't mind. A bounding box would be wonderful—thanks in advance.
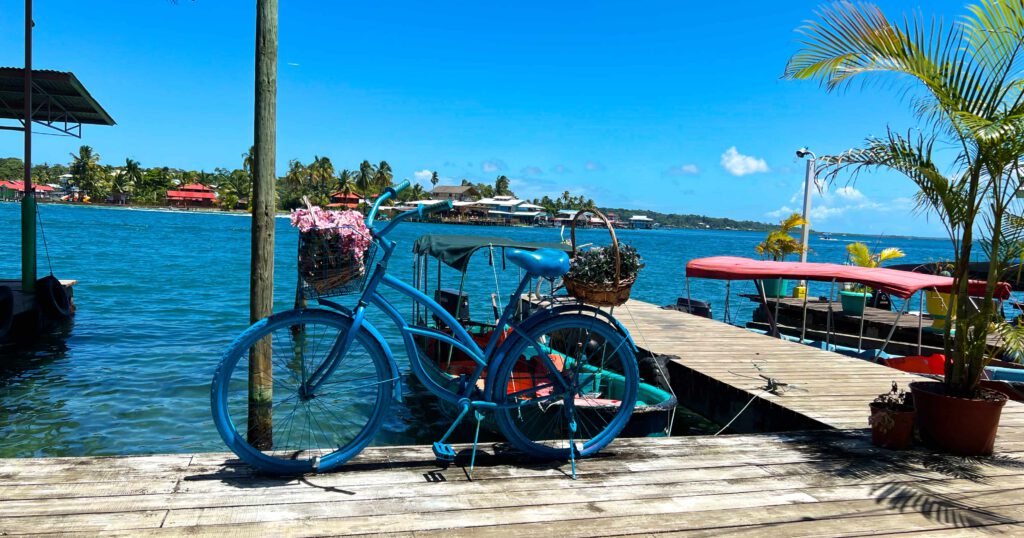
[472,195,545,224]
[629,214,655,229]
[328,191,362,209]
[0,180,57,201]
[430,185,479,202]
[166,183,217,208]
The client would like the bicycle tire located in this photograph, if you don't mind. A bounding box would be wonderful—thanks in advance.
[211,308,394,474]
[490,313,639,459]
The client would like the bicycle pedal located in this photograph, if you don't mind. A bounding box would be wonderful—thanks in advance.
[432,442,456,462]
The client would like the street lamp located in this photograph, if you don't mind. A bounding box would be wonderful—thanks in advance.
[795,147,816,264]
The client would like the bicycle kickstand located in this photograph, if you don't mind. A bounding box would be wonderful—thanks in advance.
[568,418,578,480]
[469,409,485,480]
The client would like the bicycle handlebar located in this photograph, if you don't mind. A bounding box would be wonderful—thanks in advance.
[419,200,452,217]
[389,180,410,196]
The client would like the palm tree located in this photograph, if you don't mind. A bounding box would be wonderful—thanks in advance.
[308,155,335,205]
[337,169,355,196]
[284,159,308,191]
[373,160,393,193]
[123,158,142,185]
[430,171,439,189]
[356,160,375,195]
[785,0,1024,396]
[242,146,255,180]
[69,145,101,200]
[495,175,511,196]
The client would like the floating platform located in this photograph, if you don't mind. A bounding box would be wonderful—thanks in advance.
[2,299,1024,535]
[0,278,75,340]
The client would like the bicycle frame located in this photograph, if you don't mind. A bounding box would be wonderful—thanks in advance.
[305,227,539,406]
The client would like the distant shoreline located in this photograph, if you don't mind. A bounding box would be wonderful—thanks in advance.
[0,199,948,241]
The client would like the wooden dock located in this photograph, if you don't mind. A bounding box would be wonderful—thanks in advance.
[3,299,1024,536]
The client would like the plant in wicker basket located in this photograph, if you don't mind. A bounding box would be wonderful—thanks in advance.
[291,205,373,295]
[563,207,643,307]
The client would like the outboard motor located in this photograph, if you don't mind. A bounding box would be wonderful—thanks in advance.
[666,297,712,319]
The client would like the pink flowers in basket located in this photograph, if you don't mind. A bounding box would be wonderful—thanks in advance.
[290,205,372,260]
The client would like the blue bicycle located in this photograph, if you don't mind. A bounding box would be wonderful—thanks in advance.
[211,181,639,475]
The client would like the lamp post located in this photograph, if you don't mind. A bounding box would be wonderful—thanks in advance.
[796,148,816,263]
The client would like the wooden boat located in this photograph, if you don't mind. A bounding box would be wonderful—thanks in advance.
[412,233,678,438]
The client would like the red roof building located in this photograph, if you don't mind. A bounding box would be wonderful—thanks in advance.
[167,183,217,208]
[328,191,362,209]
[0,180,56,200]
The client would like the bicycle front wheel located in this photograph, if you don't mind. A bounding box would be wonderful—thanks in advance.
[211,308,394,474]
[491,314,639,459]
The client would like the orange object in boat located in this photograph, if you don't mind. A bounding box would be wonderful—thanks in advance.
[882,354,946,376]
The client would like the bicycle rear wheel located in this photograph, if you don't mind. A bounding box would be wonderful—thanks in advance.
[211,308,394,474]
[490,314,639,459]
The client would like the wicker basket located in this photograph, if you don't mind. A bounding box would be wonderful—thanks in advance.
[298,228,374,299]
[563,207,636,307]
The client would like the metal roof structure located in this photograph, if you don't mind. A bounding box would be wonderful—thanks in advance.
[0,68,115,137]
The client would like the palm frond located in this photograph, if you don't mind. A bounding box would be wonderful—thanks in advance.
[846,242,873,267]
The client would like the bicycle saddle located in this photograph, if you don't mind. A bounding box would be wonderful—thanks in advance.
[506,248,570,280]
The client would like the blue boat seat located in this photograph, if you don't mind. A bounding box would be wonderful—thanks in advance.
[506,248,570,280]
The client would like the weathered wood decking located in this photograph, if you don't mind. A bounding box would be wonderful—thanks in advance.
[3,299,1024,536]
[3,432,1024,536]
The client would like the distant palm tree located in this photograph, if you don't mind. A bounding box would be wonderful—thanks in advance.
[242,146,255,180]
[308,155,335,204]
[495,175,511,196]
[284,159,308,191]
[337,169,355,196]
[430,171,439,189]
[374,160,393,192]
[123,158,142,189]
[356,160,375,195]
[69,145,101,199]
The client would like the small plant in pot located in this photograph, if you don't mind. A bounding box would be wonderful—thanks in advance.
[840,242,905,315]
[564,207,643,307]
[754,212,808,298]
[869,382,915,450]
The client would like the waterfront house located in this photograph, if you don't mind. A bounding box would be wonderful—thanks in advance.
[166,183,217,208]
[430,185,479,202]
[472,195,545,224]
[630,215,655,229]
[328,191,362,209]
[0,180,57,201]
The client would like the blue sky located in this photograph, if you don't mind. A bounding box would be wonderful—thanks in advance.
[0,0,973,236]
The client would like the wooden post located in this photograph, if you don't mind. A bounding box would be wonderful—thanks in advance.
[248,0,277,450]
[22,0,36,294]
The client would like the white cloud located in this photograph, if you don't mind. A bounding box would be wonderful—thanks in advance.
[720,147,769,176]
[584,161,605,171]
[413,169,432,181]
[551,164,570,174]
[481,159,506,173]
[666,164,700,176]
[834,185,865,201]
[521,166,543,176]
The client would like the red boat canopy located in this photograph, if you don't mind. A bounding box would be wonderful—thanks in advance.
[685,256,1011,300]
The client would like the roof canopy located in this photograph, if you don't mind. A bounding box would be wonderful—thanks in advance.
[0,68,115,135]
[686,256,1011,299]
[412,234,570,272]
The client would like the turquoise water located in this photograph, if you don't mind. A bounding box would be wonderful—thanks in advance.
[0,202,956,457]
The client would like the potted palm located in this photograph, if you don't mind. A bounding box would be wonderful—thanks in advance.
[787,1,1019,455]
[754,213,808,297]
[840,242,905,315]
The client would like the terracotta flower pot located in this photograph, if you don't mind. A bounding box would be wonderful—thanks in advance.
[910,381,1007,456]
[869,404,915,450]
